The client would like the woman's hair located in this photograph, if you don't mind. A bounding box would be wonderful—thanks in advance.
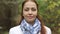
[19,0,46,34]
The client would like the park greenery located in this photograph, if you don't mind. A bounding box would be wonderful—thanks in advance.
[0,0,60,34]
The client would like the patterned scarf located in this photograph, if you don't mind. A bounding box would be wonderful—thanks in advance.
[20,18,41,34]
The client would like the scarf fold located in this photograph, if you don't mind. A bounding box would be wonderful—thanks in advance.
[20,18,41,34]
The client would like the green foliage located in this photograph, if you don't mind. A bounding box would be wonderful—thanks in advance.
[37,0,60,34]
[0,0,60,34]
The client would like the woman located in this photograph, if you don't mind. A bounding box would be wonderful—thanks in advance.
[9,0,51,34]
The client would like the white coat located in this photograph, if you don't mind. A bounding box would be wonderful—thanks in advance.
[9,25,51,34]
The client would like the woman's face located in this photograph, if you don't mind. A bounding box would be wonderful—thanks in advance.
[23,1,37,23]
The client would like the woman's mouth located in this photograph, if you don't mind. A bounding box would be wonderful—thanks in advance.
[28,16,33,19]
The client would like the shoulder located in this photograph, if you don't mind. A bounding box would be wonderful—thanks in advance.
[9,25,20,31]
[9,25,23,34]
[44,26,51,34]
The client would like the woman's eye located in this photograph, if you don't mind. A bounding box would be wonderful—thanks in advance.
[24,8,29,11]
[31,8,36,11]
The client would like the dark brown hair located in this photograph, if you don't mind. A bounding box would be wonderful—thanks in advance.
[20,0,46,34]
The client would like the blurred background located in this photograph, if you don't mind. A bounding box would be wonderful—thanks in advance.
[0,0,60,34]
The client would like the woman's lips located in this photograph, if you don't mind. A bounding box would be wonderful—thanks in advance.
[28,16,33,19]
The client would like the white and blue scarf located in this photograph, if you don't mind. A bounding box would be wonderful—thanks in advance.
[20,18,41,34]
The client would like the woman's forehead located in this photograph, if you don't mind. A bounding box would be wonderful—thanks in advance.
[24,1,37,8]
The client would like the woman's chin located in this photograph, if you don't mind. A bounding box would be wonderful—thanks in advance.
[27,19,35,22]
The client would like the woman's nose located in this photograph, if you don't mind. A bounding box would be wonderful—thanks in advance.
[28,10,32,14]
